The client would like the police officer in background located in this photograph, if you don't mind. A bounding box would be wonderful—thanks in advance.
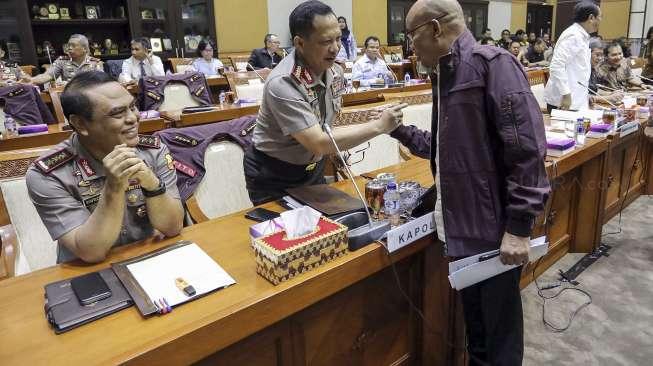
[244,0,407,205]
[28,34,104,86]
[26,71,184,263]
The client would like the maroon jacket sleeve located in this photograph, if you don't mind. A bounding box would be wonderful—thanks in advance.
[389,125,432,159]
[485,53,551,237]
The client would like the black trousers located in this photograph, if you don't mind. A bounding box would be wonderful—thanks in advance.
[460,266,524,366]
[243,146,326,205]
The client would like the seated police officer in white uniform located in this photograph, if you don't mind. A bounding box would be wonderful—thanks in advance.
[244,0,407,205]
[351,36,393,86]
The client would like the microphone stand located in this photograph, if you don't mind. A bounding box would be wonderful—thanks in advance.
[246,63,265,82]
[577,81,618,108]
[322,123,391,249]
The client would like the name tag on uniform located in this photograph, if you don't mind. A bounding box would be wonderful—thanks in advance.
[83,194,101,210]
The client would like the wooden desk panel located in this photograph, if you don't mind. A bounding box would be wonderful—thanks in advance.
[0,159,463,366]
[0,119,167,152]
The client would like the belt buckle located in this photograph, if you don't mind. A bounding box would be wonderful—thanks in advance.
[305,162,317,171]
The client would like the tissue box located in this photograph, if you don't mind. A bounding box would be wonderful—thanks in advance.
[252,217,348,285]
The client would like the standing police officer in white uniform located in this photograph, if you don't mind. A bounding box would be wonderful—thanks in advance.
[244,0,407,205]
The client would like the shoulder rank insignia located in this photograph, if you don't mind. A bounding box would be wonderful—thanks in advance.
[7,88,26,97]
[291,64,314,86]
[137,134,160,149]
[35,149,75,173]
[192,86,206,97]
[171,133,200,147]
[145,78,160,86]
[146,91,162,101]
[241,122,257,136]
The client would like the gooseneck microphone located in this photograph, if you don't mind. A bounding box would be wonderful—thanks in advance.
[322,123,391,248]
[246,63,265,82]
[577,81,618,108]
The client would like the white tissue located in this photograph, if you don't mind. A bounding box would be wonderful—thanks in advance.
[280,206,322,239]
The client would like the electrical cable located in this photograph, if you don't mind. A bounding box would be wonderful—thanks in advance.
[602,134,642,236]
[376,239,491,366]
[532,158,592,332]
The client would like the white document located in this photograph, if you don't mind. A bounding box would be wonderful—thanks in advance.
[448,237,547,290]
[127,243,235,307]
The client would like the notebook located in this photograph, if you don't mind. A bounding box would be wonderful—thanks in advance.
[112,241,236,316]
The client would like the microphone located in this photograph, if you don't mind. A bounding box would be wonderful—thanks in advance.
[246,63,265,82]
[597,83,624,93]
[322,123,391,249]
[577,81,618,108]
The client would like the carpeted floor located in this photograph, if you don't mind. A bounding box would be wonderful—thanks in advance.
[523,195,653,365]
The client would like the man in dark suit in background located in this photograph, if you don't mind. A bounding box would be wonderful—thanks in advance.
[248,34,284,69]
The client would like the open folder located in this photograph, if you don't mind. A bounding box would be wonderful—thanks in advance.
[112,241,236,316]
[448,237,548,290]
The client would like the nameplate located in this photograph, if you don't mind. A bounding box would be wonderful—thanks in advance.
[386,211,435,253]
[619,122,639,138]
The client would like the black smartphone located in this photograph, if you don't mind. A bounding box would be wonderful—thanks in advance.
[70,272,112,306]
[245,207,280,222]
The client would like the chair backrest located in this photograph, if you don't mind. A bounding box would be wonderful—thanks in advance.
[189,141,252,220]
[0,178,57,275]
[382,45,404,63]
[48,88,67,124]
[531,84,547,111]
[229,55,251,72]
[19,65,35,76]
[169,58,194,73]
[631,57,647,69]
[158,83,201,111]
[526,69,547,86]
[225,70,271,101]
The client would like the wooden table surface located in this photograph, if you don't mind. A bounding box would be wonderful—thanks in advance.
[0,158,435,365]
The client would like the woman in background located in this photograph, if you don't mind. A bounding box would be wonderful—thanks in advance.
[336,16,357,62]
[191,39,224,76]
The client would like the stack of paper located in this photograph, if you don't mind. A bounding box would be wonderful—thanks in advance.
[448,237,548,290]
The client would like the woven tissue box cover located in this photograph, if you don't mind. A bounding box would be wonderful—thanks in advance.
[253,217,348,285]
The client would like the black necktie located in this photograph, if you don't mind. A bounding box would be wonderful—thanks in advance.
[140,61,147,79]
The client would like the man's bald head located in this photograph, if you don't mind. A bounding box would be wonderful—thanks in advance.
[407,0,464,30]
[406,0,466,68]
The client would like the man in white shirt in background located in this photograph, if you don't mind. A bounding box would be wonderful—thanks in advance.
[544,1,601,112]
[119,38,165,84]
[351,36,393,86]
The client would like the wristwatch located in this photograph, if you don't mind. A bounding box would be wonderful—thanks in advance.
[142,179,166,198]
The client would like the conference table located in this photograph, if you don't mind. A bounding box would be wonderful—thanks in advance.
[0,158,464,366]
[0,84,651,365]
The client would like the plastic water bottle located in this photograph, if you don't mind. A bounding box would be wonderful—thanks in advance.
[404,72,411,85]
[383,182,401,227]
[218,90,226,105]
[575,118,585,146]
[4,113,17,137]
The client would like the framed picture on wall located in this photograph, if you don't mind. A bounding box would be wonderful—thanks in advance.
[150,38,163,52]
[85,6,98,19]
[155,8,165,20]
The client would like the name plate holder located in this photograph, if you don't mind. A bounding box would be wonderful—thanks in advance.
[619,121,639,138]
[385,211,436,253]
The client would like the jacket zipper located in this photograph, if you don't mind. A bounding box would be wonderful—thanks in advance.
[435,65,447,248]
[507,99,522,150]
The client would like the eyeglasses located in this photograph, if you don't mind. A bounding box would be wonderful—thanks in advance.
[406,13,448,42]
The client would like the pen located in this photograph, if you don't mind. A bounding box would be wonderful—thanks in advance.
[478,251,500,262]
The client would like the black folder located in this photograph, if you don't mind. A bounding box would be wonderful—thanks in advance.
[44,268,133,334]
